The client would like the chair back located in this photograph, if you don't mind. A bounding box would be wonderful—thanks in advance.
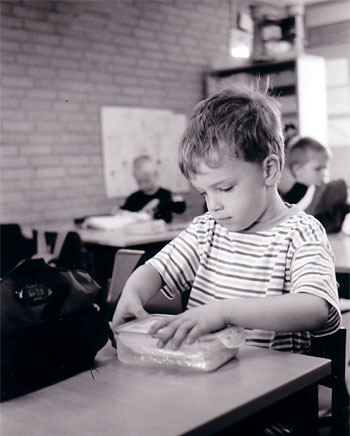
[311,327,349,435]
[106,249,145,319]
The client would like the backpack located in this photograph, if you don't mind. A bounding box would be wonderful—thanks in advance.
[0,258,112,401]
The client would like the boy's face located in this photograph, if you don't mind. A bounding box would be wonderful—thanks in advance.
[133,161,158,194]
[293,151,329,187]
[190,157,271,232]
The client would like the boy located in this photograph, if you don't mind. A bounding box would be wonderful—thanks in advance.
[112,86,340,354]
[279,136,330,205]
[120,155,186,223]
[280,137,349,233]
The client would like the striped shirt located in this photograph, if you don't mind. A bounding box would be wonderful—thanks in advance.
[147,206,341,352]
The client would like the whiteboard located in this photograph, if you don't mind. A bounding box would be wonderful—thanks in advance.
[101,107,190,198]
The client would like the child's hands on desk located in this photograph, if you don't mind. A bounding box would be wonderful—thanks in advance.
[112,293,148,331]
[149,301,228,350]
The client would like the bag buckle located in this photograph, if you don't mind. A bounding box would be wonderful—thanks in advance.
[15,284,53,305]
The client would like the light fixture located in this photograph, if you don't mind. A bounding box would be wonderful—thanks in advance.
[230,28,251,58]
[229,1,253,59]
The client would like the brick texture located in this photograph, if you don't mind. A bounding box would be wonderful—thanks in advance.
[1,0,230,225]
[1,1,349,226]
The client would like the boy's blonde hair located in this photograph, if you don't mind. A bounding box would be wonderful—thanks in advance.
[287,137,330,169]
[179,85,285,179]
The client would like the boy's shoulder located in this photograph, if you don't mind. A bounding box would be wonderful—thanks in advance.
[186,213,217,237]
[191,208,329,244]
[279,207,330,246]
[192,212,215,227]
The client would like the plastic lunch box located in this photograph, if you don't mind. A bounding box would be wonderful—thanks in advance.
[114,314,246,372]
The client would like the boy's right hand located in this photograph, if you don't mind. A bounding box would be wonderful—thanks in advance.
[111,293,149,336]
[110,263,163,347]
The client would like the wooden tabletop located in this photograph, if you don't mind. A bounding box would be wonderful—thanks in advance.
[78,222,188,247]
[26,221,189,251]
[29,225,349,276]
[0,344,330,436]
[25,222,350,275]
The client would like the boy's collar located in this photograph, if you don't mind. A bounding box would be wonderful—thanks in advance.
[238,204,300,234]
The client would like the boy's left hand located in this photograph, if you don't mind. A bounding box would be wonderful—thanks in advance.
[149,301,227,350]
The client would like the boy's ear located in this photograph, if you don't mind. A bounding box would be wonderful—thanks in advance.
[290,163,302,180]
[263,155,281,186]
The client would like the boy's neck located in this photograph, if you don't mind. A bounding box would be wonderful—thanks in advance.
[143,187,159,196]
[244,189,291,233]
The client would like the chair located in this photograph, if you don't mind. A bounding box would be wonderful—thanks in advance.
[258,328,349,436]
[0,224,36,277]
[311,327,349,436]
[105,249,145,320]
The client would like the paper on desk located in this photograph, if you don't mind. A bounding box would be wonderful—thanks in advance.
[84,211,152,230]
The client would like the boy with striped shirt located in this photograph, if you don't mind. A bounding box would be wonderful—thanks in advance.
[112,85,340,354]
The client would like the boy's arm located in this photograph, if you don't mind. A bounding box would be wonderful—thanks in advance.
[149,293,329,350]
[223,292,329,331]
[111,263,163,328]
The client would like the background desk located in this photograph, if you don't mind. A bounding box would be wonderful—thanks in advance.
[29,224,349,266]
[1,344,330,436]
[327,232,350,301]
[27,224,349,290]
[77,222,187,247]
[327,232,350,274]
[27,222,189,288]
[80,228,348,273]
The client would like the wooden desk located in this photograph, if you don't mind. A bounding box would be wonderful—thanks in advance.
[25,221,188,254]
[0,344,330,436]
[27,224,349,273]
[327,232,350,274]
[25,222,189,288]
[81,228,349,273]
[77,222,187,248]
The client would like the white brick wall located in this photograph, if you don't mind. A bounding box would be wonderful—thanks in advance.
[1,0,230,225]
[1,0,349,226]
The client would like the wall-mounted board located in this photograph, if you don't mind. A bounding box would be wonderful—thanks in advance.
[101,107,190,198]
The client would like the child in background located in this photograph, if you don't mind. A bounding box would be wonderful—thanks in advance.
[279,137,349,233]
[112,86,340,355]
[120,155,186,223]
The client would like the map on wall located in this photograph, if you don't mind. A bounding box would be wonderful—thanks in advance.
[101,107,190,198]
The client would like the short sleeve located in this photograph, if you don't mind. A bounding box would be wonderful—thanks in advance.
[146,223,200,298]
[291,242,341,336]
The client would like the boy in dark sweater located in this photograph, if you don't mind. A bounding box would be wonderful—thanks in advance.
[121,155,186,223]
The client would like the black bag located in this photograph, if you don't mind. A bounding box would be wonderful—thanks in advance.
[0,258,112,401]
